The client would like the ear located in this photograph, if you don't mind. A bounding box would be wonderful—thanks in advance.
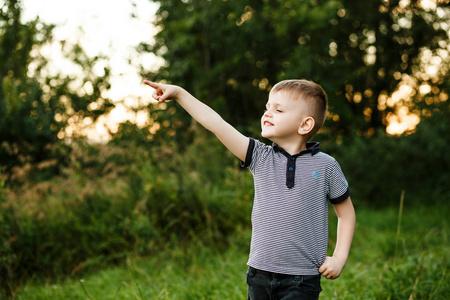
[298,117,315,136]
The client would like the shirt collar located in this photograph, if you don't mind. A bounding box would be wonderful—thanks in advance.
[273,141,320,158]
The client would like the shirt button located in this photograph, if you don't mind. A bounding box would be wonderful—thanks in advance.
[290,157,295,161]
[288,167,294,172]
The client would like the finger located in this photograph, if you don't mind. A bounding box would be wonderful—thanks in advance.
[152,90,168,102]
[143,80,160,89]
[158,93,168,102]
[152,90,161,101]
[318,261,328,274]
[320,268,332,278]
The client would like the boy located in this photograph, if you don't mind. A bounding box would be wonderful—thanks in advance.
[144,79,355,299]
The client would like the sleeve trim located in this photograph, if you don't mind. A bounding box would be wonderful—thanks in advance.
[240,138,255,168]
[329,187,351,204]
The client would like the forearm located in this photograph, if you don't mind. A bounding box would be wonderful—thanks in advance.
[333,210,356,264]
[320,197,355,279]
[175,89,226,134]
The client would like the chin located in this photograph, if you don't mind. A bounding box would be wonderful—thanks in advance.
[261,132,272,139]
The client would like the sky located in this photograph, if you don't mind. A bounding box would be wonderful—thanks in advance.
[22,0,161,141]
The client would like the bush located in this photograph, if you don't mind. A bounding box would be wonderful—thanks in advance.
[1,133,253,297]
[323,110,450,206]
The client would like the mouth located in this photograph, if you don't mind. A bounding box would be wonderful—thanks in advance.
[263,120,274,126]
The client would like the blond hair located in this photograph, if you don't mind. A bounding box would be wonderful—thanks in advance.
[271,79,328,138]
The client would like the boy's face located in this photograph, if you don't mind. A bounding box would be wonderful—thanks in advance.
[261,91,309,143]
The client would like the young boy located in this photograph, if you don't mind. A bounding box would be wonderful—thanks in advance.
[144,79,355,299]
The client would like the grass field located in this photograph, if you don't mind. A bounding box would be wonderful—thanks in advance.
[14,202,449,299]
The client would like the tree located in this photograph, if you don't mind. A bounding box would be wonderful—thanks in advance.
[140,0,449,142]
[0,0,115,181]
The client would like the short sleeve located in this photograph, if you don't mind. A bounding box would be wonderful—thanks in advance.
[328,160,351,204]
[240,138,271,174]
[240,138,255,168]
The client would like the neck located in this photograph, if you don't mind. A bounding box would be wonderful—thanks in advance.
[272,139,308,156]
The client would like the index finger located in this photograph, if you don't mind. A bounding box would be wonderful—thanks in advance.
[143,80,159,89]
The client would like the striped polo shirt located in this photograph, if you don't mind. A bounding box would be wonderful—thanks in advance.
[241,138,350,275]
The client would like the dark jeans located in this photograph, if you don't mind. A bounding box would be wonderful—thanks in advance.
[246,267,322,300]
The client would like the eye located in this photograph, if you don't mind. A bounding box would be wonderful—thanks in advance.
[276,109,283,113]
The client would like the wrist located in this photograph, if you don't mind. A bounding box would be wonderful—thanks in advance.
[332,254,348,267]
[176,87,191,102]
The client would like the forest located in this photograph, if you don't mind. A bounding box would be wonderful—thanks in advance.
[1,0,449,298]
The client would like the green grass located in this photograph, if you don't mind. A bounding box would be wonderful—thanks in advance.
[14,240,250,300]
[14,203,449,299]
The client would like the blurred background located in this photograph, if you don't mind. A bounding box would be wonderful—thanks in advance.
[1,0,449,299]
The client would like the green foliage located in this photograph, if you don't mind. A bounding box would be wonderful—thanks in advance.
[0,168,15,295]
[141,0,450,143]
[0,133,253,297]
[136,132,252,244]
[3,122,449,297]
[322,205,449,299]
[0,0,114,181]
[323,109,450,206]
[13,204,449,299]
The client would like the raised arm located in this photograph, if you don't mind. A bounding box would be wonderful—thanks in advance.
[144,80,249,162]
[319,196,356,279]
